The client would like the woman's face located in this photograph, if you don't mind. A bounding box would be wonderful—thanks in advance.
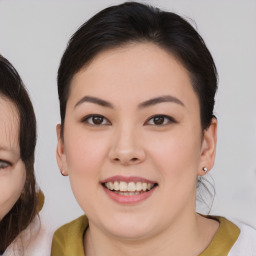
[0,97,26,221]
[57,43,217,240]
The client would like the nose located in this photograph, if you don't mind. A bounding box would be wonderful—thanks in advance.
[108,126,146,165]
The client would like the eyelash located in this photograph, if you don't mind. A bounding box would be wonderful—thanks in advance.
[81,114,177,126]
[0,160,11,169]
[145,115,177,126]
[81,114,111,126]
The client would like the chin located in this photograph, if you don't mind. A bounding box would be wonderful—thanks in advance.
[108,226,153,241]
[98,214,156,241]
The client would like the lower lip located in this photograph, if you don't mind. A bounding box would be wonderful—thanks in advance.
[102,185,157,204]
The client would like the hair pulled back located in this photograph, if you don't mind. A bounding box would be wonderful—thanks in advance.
[58,1,217,137]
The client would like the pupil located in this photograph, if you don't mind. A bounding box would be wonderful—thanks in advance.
[154,116,164,125]
[93,116,103,124]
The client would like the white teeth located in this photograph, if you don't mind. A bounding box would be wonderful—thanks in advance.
[104,181,155,193]
[136,182,142,191]
[108,182,114,190]
[127,182,136,192]
[117,191,140,196]
[120,181,127,191]
[114,181,119,191]
[105,182,114,190]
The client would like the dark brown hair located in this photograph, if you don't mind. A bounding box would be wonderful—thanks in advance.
[58,2,217,137]
[0,55,38,253]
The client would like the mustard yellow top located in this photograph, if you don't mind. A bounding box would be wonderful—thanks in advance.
[51,215,240,256]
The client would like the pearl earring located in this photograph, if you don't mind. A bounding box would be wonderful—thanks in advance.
[203,167,208,173]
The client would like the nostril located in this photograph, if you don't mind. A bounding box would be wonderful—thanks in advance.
[113,157,138,163]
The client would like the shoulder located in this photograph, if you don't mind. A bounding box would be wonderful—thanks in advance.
[24,215,53,256]
[51,215,88,256]
[3,215,52,256]
[228,219,256,256]
[53,215,88,241]
[199,215,256,256]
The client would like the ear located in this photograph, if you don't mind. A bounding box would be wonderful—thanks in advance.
[56,124,68,176]
[198,118,217,176]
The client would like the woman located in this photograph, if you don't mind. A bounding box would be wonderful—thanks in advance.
[0,55,46,255]
[52,2,256,255]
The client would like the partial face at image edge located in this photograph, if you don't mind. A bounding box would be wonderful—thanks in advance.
[0,97,26,221]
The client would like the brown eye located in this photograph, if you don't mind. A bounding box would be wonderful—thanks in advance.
[92,116,104,125]
[146,115,177,126]
[82,114,110,126]
[153,116,165,125]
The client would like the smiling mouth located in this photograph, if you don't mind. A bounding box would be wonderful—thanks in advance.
[103,181,158,196]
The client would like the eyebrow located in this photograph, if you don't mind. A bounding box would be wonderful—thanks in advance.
[139,95,184,108]
[74,96,114,109]
[74,95,184,109]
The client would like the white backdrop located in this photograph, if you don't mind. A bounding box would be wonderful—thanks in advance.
[0,0,255,234]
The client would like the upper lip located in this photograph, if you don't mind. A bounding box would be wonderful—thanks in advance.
[101,175,157,184]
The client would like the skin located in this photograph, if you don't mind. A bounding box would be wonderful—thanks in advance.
[0,97,26,221]
[57,42,218,256]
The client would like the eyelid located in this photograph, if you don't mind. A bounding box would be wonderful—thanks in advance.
[144,114,177,125]
[81,114,111,125]
[0,159,11,169]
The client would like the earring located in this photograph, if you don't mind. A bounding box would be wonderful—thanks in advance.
[61,170,65,176]
[202,167,208,173]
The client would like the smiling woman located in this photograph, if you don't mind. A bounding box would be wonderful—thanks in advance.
[51,2,256,256]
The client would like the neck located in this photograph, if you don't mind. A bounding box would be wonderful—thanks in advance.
[84,213,219,256]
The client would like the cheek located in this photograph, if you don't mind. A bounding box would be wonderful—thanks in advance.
[0,162,26,220]
[146,129,202,181]
[144,130,202,213]
[64,128,109,174]
[64,127,110,210]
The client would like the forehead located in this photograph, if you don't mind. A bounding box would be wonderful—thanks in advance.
[0,97,19,150]
[79,42,188,80]
[69,42,198,107]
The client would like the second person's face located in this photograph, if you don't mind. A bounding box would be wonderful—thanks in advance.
[0,98,26,220]
[57,42,215,240]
